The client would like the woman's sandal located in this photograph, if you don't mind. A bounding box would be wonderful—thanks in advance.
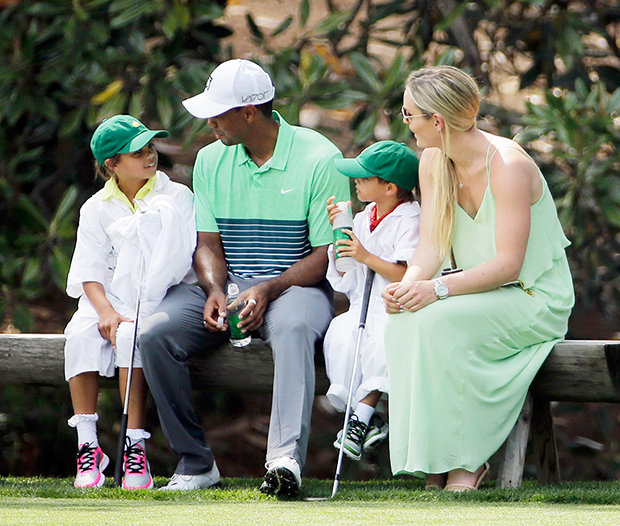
[444,462,490,492]
[424,473,447,490]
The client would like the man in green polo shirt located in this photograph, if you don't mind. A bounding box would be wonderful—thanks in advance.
[139,59,349,496]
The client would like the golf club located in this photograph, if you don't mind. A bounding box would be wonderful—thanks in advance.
[305,267,376,501]
[114,255,145,487]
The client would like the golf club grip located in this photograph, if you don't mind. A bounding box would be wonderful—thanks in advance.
[359,269,375,327]
[114,412,129,486]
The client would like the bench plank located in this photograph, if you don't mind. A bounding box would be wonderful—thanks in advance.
[3,336,617,401]
[0,334,330,393]
[530,340,620,402]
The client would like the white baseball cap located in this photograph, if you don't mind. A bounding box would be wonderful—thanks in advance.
[182,59,276,119]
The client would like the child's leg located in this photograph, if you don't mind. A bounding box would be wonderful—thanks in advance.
[67,372,110,488]
[118,367,153,490]
[118,367,148,430]
[336,390,389,461]
[68,372,100,446]
[355,390,382,423]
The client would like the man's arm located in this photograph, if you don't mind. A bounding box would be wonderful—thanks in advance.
[194,231,229,331]
[236,245,329,333]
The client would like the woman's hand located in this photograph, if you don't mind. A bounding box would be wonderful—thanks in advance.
[382,282,403,313]
[382,280,438,313]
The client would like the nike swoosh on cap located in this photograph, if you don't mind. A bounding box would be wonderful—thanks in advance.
[281,188,295,194]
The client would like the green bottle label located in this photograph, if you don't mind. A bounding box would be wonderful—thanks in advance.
[227,311,245,340]
[333,227,351,260]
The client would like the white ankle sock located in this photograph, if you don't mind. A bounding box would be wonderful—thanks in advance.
[126,428,151,446]
[67,413,99,447]
[353,402,375,426]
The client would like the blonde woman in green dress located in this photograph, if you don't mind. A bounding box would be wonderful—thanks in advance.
[382,66,574,491]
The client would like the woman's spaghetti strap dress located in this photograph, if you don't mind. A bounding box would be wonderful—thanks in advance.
[384,144,574,476]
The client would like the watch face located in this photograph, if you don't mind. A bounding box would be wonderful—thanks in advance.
[434,279,449,299]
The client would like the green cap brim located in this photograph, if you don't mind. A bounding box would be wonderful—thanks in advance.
[118,130,170,155]
[333,157,376,179]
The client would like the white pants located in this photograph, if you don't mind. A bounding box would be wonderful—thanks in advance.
[323,306,389,413]
[64,294,142,381]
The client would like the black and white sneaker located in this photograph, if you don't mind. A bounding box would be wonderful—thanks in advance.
[333,414,369,461]
[260,456,302,497]
[363,414,389,451]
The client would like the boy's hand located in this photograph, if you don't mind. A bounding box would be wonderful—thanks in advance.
[326,196,351,226]
[335,229,370,264]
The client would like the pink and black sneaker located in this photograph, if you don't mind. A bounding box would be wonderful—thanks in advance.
[75,442,109,488]
[122,439,153,490]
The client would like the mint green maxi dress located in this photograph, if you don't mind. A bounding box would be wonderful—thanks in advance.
[384,145,574,477]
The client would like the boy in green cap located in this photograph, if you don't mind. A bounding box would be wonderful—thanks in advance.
[324,140,420,461]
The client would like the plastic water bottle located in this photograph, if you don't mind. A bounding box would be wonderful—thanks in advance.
[226,283,251,347]
[333,201,356,273]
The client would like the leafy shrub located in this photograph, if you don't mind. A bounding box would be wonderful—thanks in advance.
[516,81,620,318]
[0,0,230,330]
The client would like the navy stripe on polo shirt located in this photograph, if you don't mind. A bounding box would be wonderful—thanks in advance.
[217,218,312,278]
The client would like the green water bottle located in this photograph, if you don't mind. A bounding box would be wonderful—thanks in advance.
[226,283,251,347]
[333,201,356,273]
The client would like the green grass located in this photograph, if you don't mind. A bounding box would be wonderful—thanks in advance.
[2,477,620,525]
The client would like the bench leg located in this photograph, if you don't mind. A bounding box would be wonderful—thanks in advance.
[531,397,561,485]
[497,393,532,488]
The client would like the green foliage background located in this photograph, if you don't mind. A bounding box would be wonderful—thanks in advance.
[1,0,620,480]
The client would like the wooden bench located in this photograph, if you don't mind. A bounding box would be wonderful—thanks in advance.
[1,335,618,487]
[0,334,329,393]
[498,339,620,487]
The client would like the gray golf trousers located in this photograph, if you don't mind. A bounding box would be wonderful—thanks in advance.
[139,278,334,475]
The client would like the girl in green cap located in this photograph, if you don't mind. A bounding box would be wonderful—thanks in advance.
[64,115,197,490]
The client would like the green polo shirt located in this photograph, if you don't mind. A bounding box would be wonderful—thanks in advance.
[193,112,348,279]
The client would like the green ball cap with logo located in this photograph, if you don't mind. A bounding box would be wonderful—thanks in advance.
[90,115,169,165]
[334,140,419,191]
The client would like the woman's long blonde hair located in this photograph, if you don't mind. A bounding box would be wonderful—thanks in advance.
[405,66,480,260]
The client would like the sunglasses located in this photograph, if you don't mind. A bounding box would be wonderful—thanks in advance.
[401,107,429,122]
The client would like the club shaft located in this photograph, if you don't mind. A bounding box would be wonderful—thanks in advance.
[114,257,144,487]
[331,268,375,498]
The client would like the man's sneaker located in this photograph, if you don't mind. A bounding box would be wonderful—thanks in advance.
[159,461,221,491]
[74,442,109,488]
[259,456,302,497]
[333,414,368,461]
[122,439,154,490]
[363,414,389,451]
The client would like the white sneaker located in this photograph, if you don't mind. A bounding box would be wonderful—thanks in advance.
[74,442,109,488]
[122,439,153,490]
[260,456,302,497]
[159,461,221,490]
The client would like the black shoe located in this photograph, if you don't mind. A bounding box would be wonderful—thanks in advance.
[259,457,301,497]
